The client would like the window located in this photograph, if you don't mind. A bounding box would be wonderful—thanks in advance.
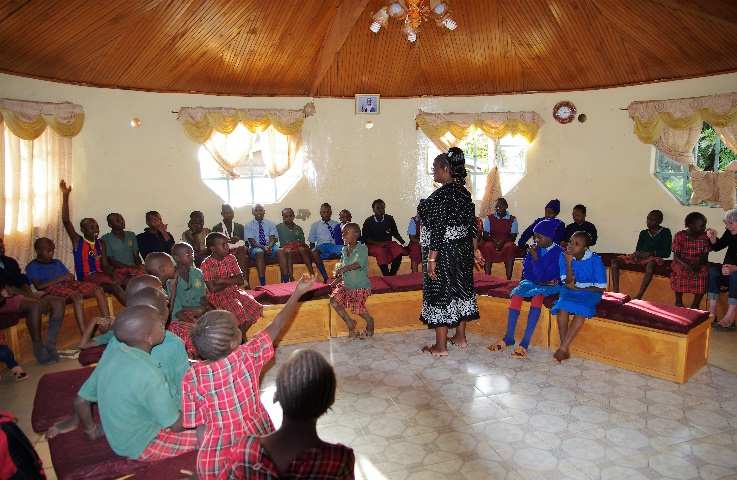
[654,123,737,205]
[198,124,302,207]
[420,128,528,200]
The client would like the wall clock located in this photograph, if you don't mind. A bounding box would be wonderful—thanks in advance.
[553,101,577,124]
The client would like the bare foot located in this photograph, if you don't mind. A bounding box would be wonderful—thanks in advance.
[421,345,448,357]
[553,349,570,363]
[47,415,79,439]
[448,335,468,349]
[348,329,363,339]
[364,321,374,337]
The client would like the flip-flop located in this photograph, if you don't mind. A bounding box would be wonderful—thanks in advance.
[13,371,28,382]
[511,346,528,359]
[421,345,448,357]
[487,341,506,353]
[448,338,469,350]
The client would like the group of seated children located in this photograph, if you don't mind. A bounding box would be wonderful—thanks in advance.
[48,274,355,480]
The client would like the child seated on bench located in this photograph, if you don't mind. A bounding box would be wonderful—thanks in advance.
[610,209,672,299]
[201,233,262,332]
[0,286,28,381]
[552,231,607,362]
[489,218,562,358]
[277,207,316,280]
[481,197,518,279]
[168,242,209,357]
[26,237,111,334]
[222,350,354,479]
[671,212,710,309]
[330,223,375,338]
[184,275,316,479]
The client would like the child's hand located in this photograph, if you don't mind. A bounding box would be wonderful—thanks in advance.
[59,180,72,194]
[706,228,718,242]
[294,275,317,295]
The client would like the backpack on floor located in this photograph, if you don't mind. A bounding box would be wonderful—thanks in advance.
[0,411,45,479]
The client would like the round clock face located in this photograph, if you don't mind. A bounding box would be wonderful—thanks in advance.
[553,101,577,124]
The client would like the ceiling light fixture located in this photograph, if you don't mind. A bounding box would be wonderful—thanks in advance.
[369,0,457,42]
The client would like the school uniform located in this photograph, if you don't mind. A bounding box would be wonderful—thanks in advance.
[564,221,598,246]
[223,436,355,480]
[245,219,280,259]
[26,259,98,297]
[182,229,211,265]
[182,331,275,480]
[407,216,422,264]
[167,266,206,357]
[670,230,710,294]
[551,250,607,318]
[101,231,144,283]
[481,212,518,263]
[361,215,405,266]
[201,254,262,327]
[276,223,308,251]
[617,228,672,266]
[517,217,566,246]
[308,219,342,259]
[333,223,346,246]
[213,221,247,250]
[331,244,372,315]
[137,228,176,260]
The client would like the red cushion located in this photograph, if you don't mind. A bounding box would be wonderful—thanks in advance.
[595,292,632,318]
[49,427,195,480]
[255,281,331,304]
[369,276,392,294]
[610,299,709,334]
[382,273,425,292]
[78,345,106,366]
[245,289,267,302]
[32,367,94,433]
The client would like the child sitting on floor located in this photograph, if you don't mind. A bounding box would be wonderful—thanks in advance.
[201,232,262,331]
[671,212,710,309]
[184,275,316,480]
[168,242,209,357]
[489,218,562,358]
[610,209,672,299]
[0,287,28,382]
[26,237,111,334]
[330,223,375,338]
[277,207,316,280]
[407,200,425,273]
[222,349,355,480]
[551,231,607,362]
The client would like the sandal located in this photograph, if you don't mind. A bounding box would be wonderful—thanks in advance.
[713,322,737,331]
[511,346,528,359]
[12,369,28,382]
[421,345,448,357]
[487,341,506,353]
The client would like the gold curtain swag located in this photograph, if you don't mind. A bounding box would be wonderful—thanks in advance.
[0,99,84,140]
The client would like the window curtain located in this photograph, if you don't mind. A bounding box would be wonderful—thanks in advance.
[177,103,314,178]
[416,110,542,215]
[628,91,737,209]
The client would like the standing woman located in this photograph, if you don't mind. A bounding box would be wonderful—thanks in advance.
[419,147,484,357]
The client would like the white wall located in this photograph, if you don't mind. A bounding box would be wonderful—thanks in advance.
[2,72,737,257]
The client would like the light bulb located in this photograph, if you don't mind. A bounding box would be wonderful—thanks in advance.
[407,31,417,42]
[442,17,457,30]
[369,7,388,33]
[130,117,141,128]
[433,2,447,15]
[369,21,381,33]
[388,2,404,17]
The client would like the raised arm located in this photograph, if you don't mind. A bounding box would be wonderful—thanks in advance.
[264,275,316,342]
[60,181,81,243]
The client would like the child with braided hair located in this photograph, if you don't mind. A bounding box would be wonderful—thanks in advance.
[222,349,355,479]
[183,274,316,480]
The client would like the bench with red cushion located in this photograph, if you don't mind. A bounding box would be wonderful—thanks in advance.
[255,280,331,304]
[49,427,195,480]
[598,252,673,277]
[600,299,709,334]
[78,345,106,366]
[382,272,424,292]
[369,276,392,294]
[32,367,94,433]
[245,289,267,303]
[595,291,632,318]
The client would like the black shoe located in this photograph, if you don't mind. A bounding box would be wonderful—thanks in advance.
[32,344,53,364]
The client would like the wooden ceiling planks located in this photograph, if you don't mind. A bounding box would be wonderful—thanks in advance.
[0,0,736,97]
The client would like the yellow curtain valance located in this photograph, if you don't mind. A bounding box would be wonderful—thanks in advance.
[415,110,543,151]
[177,103,316,144]
[0,98,85,140]
[628,91,737,144]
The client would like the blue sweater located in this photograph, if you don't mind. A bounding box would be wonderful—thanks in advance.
[522,244,563,284]
[518,217,566,246]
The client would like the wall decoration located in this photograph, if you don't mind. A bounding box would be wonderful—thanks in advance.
[553,101,576,124]
[577,113,587,123]
[356,94,380,114]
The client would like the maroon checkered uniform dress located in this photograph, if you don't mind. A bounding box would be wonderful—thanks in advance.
[220,436,355,480]
[182,331,275,479]
[45,280,99,298]
[670,230,711,293]
[201,254,262,327]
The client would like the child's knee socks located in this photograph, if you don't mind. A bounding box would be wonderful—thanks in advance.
[520,295,544,349]
[504,296,523,345]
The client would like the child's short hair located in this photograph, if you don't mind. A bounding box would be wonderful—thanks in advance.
[172,242,193,256]
[125,275,163,302]
[343,223,360,235]
[144,252,174,275]
[145,211,160,222]
[189,210,204,219]
[191,310,239,360]
[126,287,168,318]
[570,230,591,246]
[282,207,294,215]
[276,350,336,420]
[648,209,664,223]
[495,197,508,208]
[573,204,587,215]
[106,212,121,222]
[205,231,228,248]
[371,199,385,208]
[685,211,707,227]
[33,237,53,251]
[320,203,331,209]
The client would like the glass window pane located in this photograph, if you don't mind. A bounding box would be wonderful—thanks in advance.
[252,177,276,205]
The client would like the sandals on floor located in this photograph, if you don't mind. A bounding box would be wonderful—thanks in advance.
[12,369,28,382]
[511,346,528,359]
[713,322,737,331]
[487,341,506,353]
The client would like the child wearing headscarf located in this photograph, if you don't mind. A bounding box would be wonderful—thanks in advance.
[517,199,566,246]
[489,219,563,358]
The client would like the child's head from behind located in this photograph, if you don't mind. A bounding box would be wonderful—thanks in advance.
[339,209,352,224]
[172,242,194,268]
[106,213,125,231]
[342,223,361,245]
[191,310,241,361]
[126,287,169,324]
[646,210,664,229]
[572,204,586,223]
[544,199,560,219]
[567,231,590,257]
[33,237,55,262]
[685,212,707,235]
[144,252,176,280]
[319,203,332,221]
[114,305,165,349]
[495,198,509,217]
[206,232,230,258]
[282,208,296,225]
[275,349,336,421]
[126,274,163,302]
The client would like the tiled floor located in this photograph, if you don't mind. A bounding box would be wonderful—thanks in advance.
[4,329,737,480]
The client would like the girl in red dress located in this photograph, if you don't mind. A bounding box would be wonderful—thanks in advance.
[671,212,710,308]
[481,198,519,279]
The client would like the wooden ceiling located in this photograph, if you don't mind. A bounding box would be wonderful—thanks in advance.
[1,0,737,97]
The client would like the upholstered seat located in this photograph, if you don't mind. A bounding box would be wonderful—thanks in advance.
[32,367,94,433]
[255,280,331,304]
[382,272,424,292]
[78,345,106,366]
